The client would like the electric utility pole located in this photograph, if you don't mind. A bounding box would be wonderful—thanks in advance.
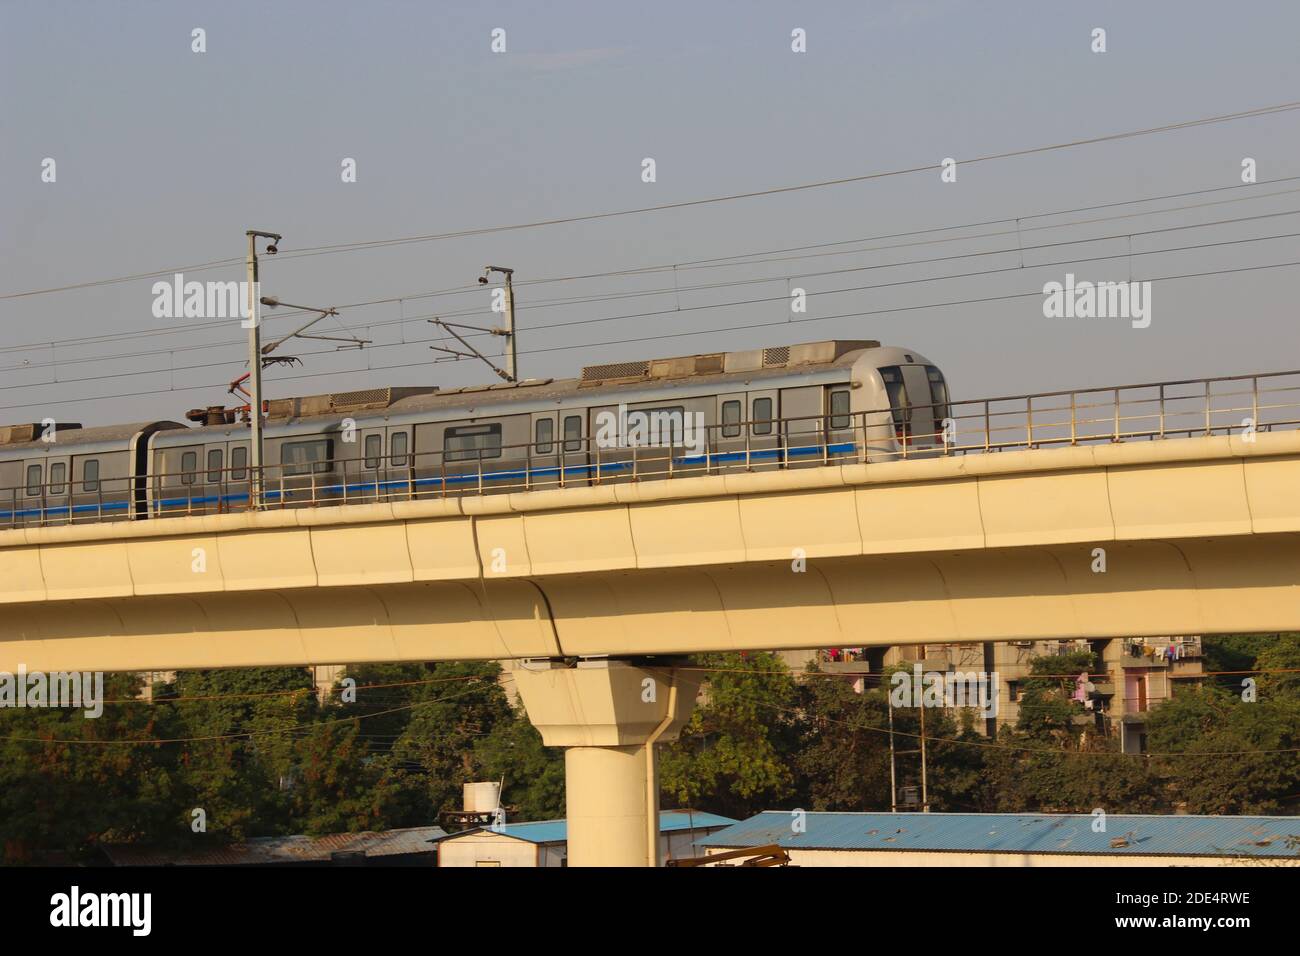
[430,265,518,382]
[245,230,280,508]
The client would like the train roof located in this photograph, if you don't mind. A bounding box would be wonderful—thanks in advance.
[151,339,927,443]
[262,339,883,424]
[0,421,186,454]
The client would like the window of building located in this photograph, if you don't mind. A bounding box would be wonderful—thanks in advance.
[563,415,583,452]
[49,462,67,495]
[390,432,409,468]
[206,448,223,483]
[721,400,741,438]
[364,434,382,469]
[444,424,502,462]
[281,439,334,476]
[752,397,774,435]
[82,459,100,492]
[534,418,554,455]
[230,446,248,481]
[181,451,198,485]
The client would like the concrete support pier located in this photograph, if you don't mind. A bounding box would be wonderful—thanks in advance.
[513,659,699,867]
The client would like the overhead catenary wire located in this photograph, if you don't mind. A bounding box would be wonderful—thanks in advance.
[7,171,1300,357]
[5,202,1300,378]
[2,237,1298,413]
[4,98,1299,302]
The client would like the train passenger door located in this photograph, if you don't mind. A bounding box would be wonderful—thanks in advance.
[43,453,71,523]
[387,427,412,499]
[824,384,856,461]
[714,392,747,473]
[359,426,387,501]
[529,412,559,489]
[747,388,781,470]
[227,441,250,509]
[779,385,824,469]
[559,411,588,487]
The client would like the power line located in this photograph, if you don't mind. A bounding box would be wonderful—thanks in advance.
[5,98,1299,301]
[0,680,495,746]
[4,204,1298,382]
[2,254,1297,414]
[6,173,1299,357]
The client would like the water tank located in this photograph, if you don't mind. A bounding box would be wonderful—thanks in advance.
[463,781,502,813]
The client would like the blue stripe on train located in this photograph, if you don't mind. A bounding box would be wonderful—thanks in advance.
[2,441,861,521]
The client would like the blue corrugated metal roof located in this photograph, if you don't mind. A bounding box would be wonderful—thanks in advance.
[701,812,1300,858]
[431,810,737,845]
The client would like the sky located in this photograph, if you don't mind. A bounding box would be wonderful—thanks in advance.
[3,0,1299,426]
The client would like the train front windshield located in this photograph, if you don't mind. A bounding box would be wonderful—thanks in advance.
[879,366,910,433]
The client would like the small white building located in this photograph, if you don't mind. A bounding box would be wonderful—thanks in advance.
[433,811,736,867]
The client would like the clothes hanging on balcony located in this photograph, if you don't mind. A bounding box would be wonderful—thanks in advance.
[1073,672,1088,702]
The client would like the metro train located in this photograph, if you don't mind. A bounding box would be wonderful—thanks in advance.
[0,339,949,526]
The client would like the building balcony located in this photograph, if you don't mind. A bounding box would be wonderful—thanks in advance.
[1121,636,1202,667]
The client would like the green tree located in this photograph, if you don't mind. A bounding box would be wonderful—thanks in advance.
[476,706,565,821]
[387,661,514,820]
[660,653,798,818]
[0,672,176,863]
[163,666,319,842]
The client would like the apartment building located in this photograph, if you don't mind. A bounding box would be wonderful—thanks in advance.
[785,635,1205,752]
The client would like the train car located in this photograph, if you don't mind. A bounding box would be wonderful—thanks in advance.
[0,420,187,527]
[145,339,950,513]
[3,339,949,524]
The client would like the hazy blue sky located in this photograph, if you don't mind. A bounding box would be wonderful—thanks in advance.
[3,0,1299,425]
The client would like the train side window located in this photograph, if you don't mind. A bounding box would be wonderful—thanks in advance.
[721,400,742,438]
[535,419,554,455]
[390,432,409,468]
[625,406,685,445]
[751,398,773,435]
[829,389,851,430]
[82,459,100,492]
[181,451,198,485]
[445,424,502,462]
[282,439,334,475]
[49,462,67,495]
[25,464,42,496]
[563,415,583,452]
[364,434,382,469]
[230,446,248,481]
[206,448,223,483]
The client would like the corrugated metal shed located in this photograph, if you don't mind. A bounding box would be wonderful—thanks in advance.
[102,825,448,866]
[701,812,1300,859]
[431,810,737,846]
